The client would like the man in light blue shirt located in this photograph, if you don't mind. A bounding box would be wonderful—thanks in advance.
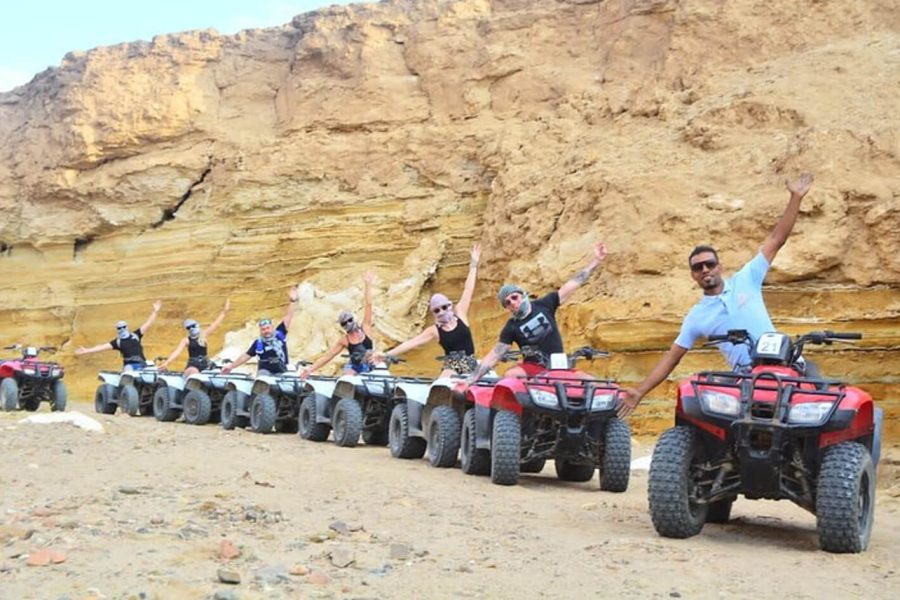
[618,173,814,418]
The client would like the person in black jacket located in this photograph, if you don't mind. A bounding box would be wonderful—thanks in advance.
[76,300,163,370]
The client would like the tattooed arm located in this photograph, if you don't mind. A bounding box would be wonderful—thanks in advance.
[468,341,511,384]
[558,242,608,304]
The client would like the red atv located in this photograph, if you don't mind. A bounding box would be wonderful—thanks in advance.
[0,344,67,412]
[461,346,631,489]
[648,329,881,553]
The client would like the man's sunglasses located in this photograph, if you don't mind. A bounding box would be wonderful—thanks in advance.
[690,259,718,273]
[340,318,354,327]
[258,319,273,327]
[503,293,522,308]
[116,325,128,331]
[432,304,452,315]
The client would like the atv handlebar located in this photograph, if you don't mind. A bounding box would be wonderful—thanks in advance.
[823,331,862,341]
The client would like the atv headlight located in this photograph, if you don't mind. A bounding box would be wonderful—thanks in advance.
[700,390,740,416]
[51,368,63,378]
[591,392,616,411]
[529,388,559,409]
[22,367,36,376]
[789,402,834,425]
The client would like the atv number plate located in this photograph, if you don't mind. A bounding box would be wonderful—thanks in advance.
[755,333,786,357]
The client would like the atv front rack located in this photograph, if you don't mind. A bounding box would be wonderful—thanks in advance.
[522,375,618,411]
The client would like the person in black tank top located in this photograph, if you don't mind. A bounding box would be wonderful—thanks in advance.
[158,299,231,376]
[374,244,481,377]
[301,271,379,378]
[75,301,163,371]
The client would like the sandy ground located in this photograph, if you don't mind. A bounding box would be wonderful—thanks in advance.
[1,403,899,600]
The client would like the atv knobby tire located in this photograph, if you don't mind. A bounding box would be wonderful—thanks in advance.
[250,393,277,433]
[119,385,140,417]
[521,457,547,474]
[490,410,521,486]
[299,395,330,441]
[555,459,595,482]
[275,418,299,434]
[428,405,461,468]
[648,426,707,538]
[707,498,734,524]
[460,408,490,476]
[153,386,180,422]
[389,403,427,459]
[220,390,248,430]
[332,398,363,447]
[599,417,631,492]
[363,426,389,446]
[816,441,875,553]
[183,389,213,425]
[1,378,19,411]
[94,384,117,414]
[51,380,67,412]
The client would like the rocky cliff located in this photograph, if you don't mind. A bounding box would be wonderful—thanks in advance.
[1,0,898,436]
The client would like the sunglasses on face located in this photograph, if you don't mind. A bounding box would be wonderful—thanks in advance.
[690,259,718,273]
[258,319,273,327]
[432,304,452,315]
[340,318,354,327]
[503,293,522,308]
[116,326,127,331]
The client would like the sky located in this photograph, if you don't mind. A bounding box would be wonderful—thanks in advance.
[0,1,358,92]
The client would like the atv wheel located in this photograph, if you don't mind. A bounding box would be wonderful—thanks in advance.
[648,426,707,539]
[428,406,461,468]
[389,403,427,459]
[94,384,117,414]
[555,459,594,482]
[153,386,180,422]
[707,498,734,524]
[816,441,875,553]
[299,395,330,441]
[332,398,363,447]
[521,458,546,474]
[599,417,631,492]
[51,380,68,412]
[460,408,490,476]
[183,389,212,425]
[220,391,249,430]
[490,411,521,486]
[1,378,19,411]
[363,426,389,446]
[119,385,140,417]
[249,393,277,433]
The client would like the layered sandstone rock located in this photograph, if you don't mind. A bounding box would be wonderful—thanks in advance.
[0,0,897,436]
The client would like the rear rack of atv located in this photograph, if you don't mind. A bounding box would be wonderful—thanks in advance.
[693,370,847,423]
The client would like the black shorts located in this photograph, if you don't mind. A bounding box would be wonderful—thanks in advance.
[186,357,211,371]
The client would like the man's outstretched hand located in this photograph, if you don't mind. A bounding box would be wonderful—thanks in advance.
[617,388,642,419]
[786,172,814,199]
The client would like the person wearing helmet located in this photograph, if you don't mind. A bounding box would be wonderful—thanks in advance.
[373,244,482,377]
[222,287,299,376]
[468,242,608,383]
[75,300,163,370]
[301,271,377,378]
[157,299,231,375]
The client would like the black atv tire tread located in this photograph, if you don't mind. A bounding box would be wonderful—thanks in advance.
[490,411,521,486]
[599,417,631,492]
[275,419,299,434]
[299,396,330,441]
[460,408,491,476]
[0,378,17,411]
[389,403,427,459]
[120,385,140,417]
[220,391,247,430]
[153,387,180,422]
[428,405,461,468]
[51,380,67,412]
[363,427,389,447]
[648,426,708,539]
[555,459,594,482]
[94,384,117,414]
[816,441,875,553]
[521,458,546,474]
[707,499,734,524]
[332,398,363,447]
[183,389,213,425]
[250,394,277,433]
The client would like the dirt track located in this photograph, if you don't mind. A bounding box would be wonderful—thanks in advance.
[1,403,899,600]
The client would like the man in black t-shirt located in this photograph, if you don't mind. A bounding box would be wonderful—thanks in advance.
[75,301,162,370]
[222,286,299,376]
[469,242,608,382]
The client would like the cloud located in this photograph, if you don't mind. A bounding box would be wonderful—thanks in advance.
[0,65,36,93]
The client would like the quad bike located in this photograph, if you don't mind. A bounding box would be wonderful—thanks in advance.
[300,354,416,447]
[648,329,881,553]
[388,352,497,468]
[175,359,253,426]
[151,367,188,422]
[94,363,160,416]
[236,361,337,434]
[462,346,631,489]
[0,344,67,412]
